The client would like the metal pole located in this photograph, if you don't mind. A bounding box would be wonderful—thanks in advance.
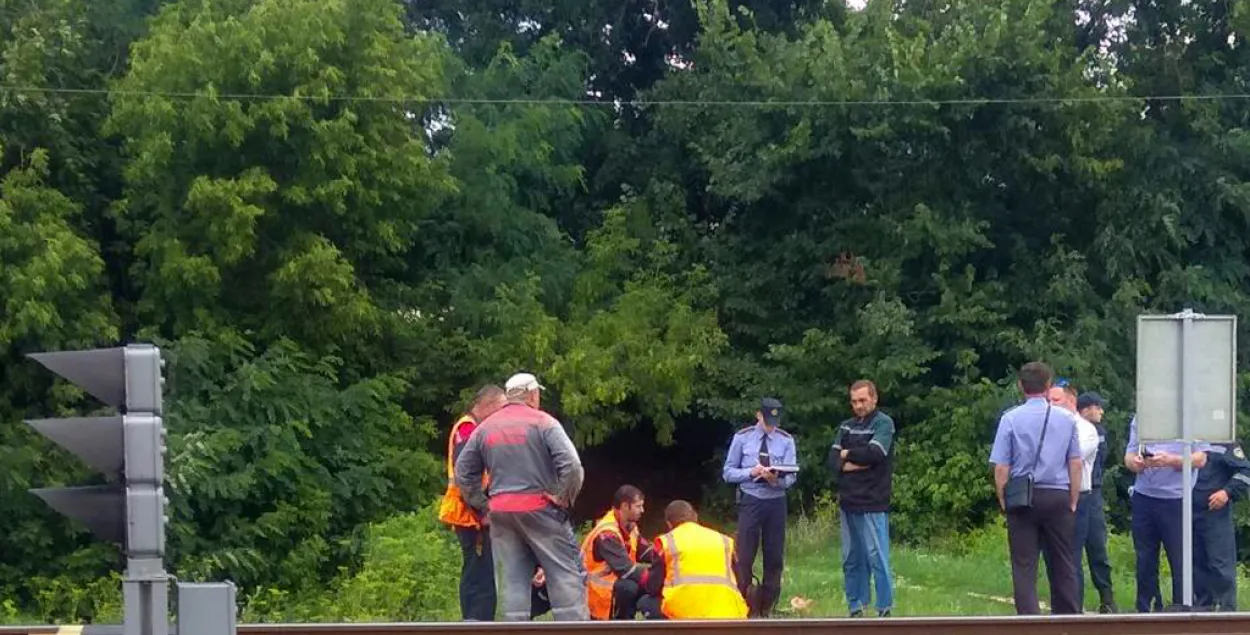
[125,557,169,635]
[1180,309,1194,610]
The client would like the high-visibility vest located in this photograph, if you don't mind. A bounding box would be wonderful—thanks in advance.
[579,510,640,619]
[656,522,748,620]
[437,415,489,528]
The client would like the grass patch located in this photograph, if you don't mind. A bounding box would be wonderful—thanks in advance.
[770,502,1250,617]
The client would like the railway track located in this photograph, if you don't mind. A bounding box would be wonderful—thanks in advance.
[6,614,1250,635]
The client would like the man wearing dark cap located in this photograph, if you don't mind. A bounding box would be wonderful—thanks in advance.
[722,397,798,618]
[827,379,896,617]
[1075,392,1116,613]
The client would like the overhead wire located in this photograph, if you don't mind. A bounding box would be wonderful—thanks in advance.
[2,84,1250,107]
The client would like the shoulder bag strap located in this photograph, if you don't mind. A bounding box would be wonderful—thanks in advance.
[1025,404,1052,477]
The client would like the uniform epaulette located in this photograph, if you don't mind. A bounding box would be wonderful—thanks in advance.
[735,426,754,435]
[775,428,792,438]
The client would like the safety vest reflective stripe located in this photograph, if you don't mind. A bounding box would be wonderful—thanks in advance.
[438,416,483,528]
[667,533,736,589]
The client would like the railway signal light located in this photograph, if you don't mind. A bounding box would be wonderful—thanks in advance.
[27,344,170,635]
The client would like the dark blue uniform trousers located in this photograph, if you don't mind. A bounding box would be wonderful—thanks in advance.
[455,526,498,620]
[1074,488,1114,607]
[1194,490,1238,611]
[1131,492,1183,612]
[735,494,786,615]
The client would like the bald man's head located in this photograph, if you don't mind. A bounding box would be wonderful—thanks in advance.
[664,500,698,527]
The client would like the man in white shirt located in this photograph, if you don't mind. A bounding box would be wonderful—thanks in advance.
[1048,379,1099,612]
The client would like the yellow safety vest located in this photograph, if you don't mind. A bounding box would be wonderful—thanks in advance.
[657,521,748,619]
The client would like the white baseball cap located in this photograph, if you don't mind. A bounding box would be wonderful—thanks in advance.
[505,372,545,393]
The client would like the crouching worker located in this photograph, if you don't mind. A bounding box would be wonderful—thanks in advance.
[639,500,750,620]
[581,485,655,620]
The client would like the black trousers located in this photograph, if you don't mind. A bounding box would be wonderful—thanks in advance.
[637,594,664,619]
[1006,488,1079,615]
[735,494,786,616]
[1194,490,1238,611]
[609,578,645,619]
[455,526,498,620]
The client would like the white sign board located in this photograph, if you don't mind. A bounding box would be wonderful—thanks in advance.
[1135,312,1237,443]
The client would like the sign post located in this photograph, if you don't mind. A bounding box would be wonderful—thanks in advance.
[1135,308,1238,609]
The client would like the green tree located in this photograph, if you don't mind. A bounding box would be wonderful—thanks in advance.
[0,144,118,610]
[104,0,456,348]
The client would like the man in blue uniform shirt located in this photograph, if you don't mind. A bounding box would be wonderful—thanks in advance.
[989,361,1083,615]
[723,397,797,618]
[1124,415,1209,612]
[1193,442,1250,610]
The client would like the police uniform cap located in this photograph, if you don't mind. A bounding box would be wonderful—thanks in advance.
[1076,392,1105,411]
[760,397,784,427]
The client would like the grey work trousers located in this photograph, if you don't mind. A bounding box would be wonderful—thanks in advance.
[490,506,589,621]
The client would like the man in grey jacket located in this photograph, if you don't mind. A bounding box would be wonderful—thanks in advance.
[455,372,588,621]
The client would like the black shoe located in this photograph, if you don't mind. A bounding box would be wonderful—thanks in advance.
[878,609,891,618]
[849,609,864,618]
[1098,590,1118,614]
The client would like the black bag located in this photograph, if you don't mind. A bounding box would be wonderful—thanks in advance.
[1004,404,1051,512]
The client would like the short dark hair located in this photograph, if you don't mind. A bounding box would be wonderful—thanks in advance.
[850,379,877,397]
[665,500,698,525]
[613,485,643,507]
[1018,362,1053,395]
[473,384,505,406]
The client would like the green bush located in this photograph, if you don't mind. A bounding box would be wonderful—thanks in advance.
[242,503,460,622]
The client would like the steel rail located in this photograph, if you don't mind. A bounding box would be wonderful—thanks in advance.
[7,614,1250,635]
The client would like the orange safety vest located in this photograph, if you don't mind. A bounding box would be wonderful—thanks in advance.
[656,521,748,620]
[437,415,489,528]
[579,509,641,620]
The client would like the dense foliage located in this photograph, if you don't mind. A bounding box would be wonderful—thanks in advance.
[4,0,1250,621]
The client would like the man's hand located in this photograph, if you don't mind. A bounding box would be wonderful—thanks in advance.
[840,449,850,460]
[842,461,866,473]
[763,469,779,486]
[1210,489,1230,510]
[1070,498,1078,513]
[1146,452,1178,469]
[1128,454,1146,473]
[750,465,767,479]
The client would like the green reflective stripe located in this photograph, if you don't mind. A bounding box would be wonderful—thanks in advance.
[667,531,737,589]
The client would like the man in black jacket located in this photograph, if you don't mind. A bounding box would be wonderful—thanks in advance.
[827,379,895,617]
[1075,392,1117,613]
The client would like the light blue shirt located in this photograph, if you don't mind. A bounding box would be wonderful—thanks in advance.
[1125,415,1209,500]
[989,397,1081,490]
[722,423,797,500]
